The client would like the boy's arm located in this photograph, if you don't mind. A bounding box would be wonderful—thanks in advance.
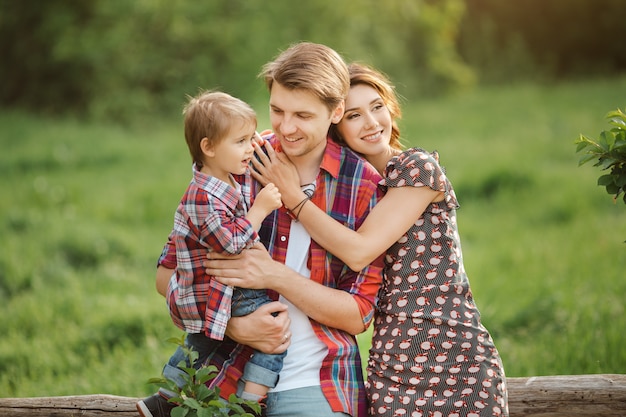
[246,182,281,231]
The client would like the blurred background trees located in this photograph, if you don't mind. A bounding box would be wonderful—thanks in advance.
[1,0,624,123]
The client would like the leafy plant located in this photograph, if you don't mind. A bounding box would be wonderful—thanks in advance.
[575,108,626,204]
[148,335,260,417]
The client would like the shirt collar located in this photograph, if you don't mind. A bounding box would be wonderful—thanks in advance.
[319,138,342,179]
[192,164,242,204]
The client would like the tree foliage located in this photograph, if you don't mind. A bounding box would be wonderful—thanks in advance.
[2,0,624,122]
[458,0,626,83]
[0,0,471,122]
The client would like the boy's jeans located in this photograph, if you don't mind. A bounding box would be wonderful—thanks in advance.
[161,288,285,397]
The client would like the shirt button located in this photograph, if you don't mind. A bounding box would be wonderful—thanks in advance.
[280,236,287,242]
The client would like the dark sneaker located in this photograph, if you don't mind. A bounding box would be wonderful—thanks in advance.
[136,393,176,417]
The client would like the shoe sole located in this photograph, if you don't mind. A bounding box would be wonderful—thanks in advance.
[136,401,155,417]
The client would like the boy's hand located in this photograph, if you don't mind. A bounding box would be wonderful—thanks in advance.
[254,182,282,214]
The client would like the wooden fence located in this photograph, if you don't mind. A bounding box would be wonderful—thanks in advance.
[0,374,624,416]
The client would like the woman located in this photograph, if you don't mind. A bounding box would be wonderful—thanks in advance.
[251,63,509,417]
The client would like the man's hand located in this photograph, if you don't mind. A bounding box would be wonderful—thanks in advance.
[205,241,285,290]
[226,301,291,354]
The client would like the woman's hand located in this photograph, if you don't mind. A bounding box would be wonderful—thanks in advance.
[251,141,304,209]
[226,301,291,354]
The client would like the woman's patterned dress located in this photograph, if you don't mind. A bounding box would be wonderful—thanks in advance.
[366,149,508,417]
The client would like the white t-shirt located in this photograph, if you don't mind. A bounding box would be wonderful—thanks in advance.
[271,220,328,392]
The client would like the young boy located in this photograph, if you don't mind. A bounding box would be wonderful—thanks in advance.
[137,91,284,417]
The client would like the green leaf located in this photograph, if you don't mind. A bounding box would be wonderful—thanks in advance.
[577,153,597,166]
[167,336,183,344]
[598,157,617,170]
[606,183,619,194]
[597,174,615,186]
[197,408,215,417]
[172,405,190,417]
[194,384,213,402]
[182,397,203,410]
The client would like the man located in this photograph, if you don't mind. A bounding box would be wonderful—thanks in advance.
[145,42,384,417]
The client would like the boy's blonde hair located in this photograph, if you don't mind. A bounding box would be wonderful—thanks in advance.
[260,42,349,114]
[183,91,257,168]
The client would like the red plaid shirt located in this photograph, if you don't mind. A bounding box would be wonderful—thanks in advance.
[163,165,257,340]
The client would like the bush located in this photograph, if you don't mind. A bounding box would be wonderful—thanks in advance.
[575,108,626,205]
[148,335,260,417]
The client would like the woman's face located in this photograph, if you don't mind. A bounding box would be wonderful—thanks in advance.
[336,84,392,157]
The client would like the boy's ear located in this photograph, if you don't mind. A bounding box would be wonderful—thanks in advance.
[331,100,345,124]
[200,137,215,157]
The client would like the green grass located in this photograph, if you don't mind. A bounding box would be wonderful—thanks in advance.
[1,76,625,398]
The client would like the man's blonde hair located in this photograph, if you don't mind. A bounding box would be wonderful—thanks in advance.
[183,91,257,168]
[260,42,349,114]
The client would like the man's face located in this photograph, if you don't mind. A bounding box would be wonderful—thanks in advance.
[268,82,343,162]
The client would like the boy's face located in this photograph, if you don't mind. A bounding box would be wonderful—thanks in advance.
[268,82,344,163]
[200,121,256,183]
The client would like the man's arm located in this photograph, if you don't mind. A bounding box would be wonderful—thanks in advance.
[205,242,368,335]
[156,265,171,297]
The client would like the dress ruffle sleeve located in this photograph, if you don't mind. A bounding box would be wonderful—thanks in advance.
[382,148,459,211]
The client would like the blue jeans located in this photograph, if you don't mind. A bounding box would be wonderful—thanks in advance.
[161,288,285,397]
[264,386,350,417]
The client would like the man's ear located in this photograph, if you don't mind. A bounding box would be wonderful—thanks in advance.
[331,100,345,124]
[200,137,215,157]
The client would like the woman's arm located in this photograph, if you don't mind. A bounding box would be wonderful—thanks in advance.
[297,185,442,270]
[251,142,442,270]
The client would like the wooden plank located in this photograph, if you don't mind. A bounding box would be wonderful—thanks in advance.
[0,374,624,416]
[0,394,138,416]
[507,374,626,417]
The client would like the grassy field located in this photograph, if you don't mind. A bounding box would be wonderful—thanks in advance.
[1,76,625,398]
